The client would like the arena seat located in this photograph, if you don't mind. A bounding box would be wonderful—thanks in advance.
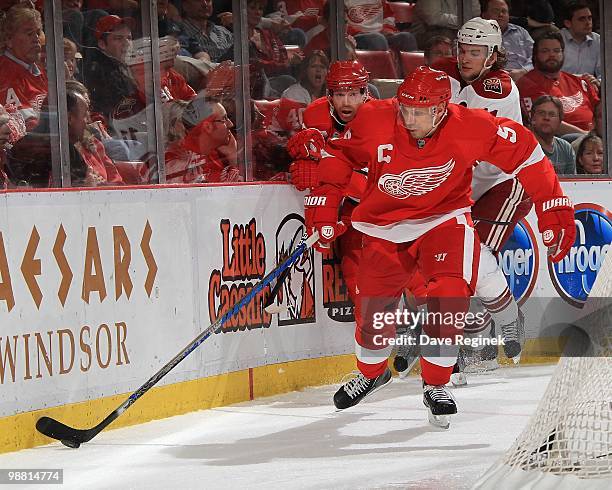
[398,51,425,77]
[355,50,399,79]
[388,2,416,24]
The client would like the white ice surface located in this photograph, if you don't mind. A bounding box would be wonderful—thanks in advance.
[0,364,556,490]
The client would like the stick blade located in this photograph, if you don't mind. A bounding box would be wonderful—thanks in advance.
[36,416,90,446]
[264,303,289,314]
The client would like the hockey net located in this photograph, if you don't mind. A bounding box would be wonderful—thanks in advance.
[474,247,612,489]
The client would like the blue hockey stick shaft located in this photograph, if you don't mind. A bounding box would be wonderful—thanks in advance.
[36,231,319,446]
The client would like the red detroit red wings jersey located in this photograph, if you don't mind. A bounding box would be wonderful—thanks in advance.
[254,97,306,134]
[517,70,599,131]
[319,101,562,242]
[345,0,397,35]
[0,55,48,130]
[302,96,368,199]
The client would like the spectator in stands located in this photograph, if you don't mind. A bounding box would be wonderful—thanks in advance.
[157,0,182,37]
[303,1,357,61]
[411,0,481,49]
[560,1,600,79]
[530,95,576,174]
[572,100,602,153]
[517,29,599,136]
[126,36,196,104]
[164,97,240,183]
[178,0,233,62]
[83,15,138,125]
[247,0,300,97]
[481,0,533,81]
[575,133,603,174]
[63,37,81,80]
[507,0,555,38]
[345,0,417,52]
[0,5,47,131]
[66,83,124,186]
[62,0,105,47]
[281,49,329,105]
[423,35,453,66]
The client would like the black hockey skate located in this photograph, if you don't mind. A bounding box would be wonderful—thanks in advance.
[423,384,457,429]
[333,368,392,410]
[500,309,525,362]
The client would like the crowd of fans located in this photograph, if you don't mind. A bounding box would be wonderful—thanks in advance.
[0,0,606,189]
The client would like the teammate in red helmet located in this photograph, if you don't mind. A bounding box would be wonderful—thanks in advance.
[286,60,373,308]
[302,66,575,428]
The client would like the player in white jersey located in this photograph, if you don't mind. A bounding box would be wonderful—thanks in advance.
[418,18,530,382]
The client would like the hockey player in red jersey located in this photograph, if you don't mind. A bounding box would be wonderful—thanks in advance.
[303,66,575,427]
[427,18,531,383]
[287,60,372,305]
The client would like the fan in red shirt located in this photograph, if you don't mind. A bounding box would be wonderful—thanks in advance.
[0,5,48,132]
[164,98,240,184]
[517,30,599,134]
[300,66,574,427]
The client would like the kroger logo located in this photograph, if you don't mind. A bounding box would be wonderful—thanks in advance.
[499,220,539,304]
[549,205,612,307]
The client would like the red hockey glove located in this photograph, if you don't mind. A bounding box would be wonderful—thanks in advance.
[289,159,319,191]
[287,128,325,160]
[304,189,347,252]
[535,197,576,263]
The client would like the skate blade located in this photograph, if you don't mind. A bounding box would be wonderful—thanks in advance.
[428,411,451,429]
[450,372,467,387]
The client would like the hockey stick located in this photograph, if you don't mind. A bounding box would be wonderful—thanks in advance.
[263,231,308,314]
[36,231,320,449]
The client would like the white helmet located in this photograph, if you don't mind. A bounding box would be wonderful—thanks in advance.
[457,17,502,57]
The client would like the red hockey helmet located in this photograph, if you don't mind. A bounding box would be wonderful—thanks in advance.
[326,60,369,91]
[397,66,451,107]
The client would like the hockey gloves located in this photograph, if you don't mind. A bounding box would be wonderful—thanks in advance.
[287,128,326,160]
[535,197,576,263]
[289,159,319,191]
[304,189,347,252]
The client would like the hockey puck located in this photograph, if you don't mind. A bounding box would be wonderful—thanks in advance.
[393,355,408,372]
[61,439,80,449]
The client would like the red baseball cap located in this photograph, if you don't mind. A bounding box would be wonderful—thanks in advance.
[94,15,135,40]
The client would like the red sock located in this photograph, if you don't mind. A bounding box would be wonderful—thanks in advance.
[357,359,388,378]
[420,357,453,385]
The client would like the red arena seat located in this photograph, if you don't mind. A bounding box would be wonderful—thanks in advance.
[355,50,399,79]
[399,51,425,77]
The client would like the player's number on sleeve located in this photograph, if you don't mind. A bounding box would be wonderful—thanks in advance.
[497,125,517,143]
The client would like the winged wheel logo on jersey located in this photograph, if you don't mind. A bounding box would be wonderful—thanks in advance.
[378,159,455,199]
[559,92,584,113]
[347,4,380,23]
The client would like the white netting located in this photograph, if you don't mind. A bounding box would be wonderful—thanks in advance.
[474,245,612,489]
